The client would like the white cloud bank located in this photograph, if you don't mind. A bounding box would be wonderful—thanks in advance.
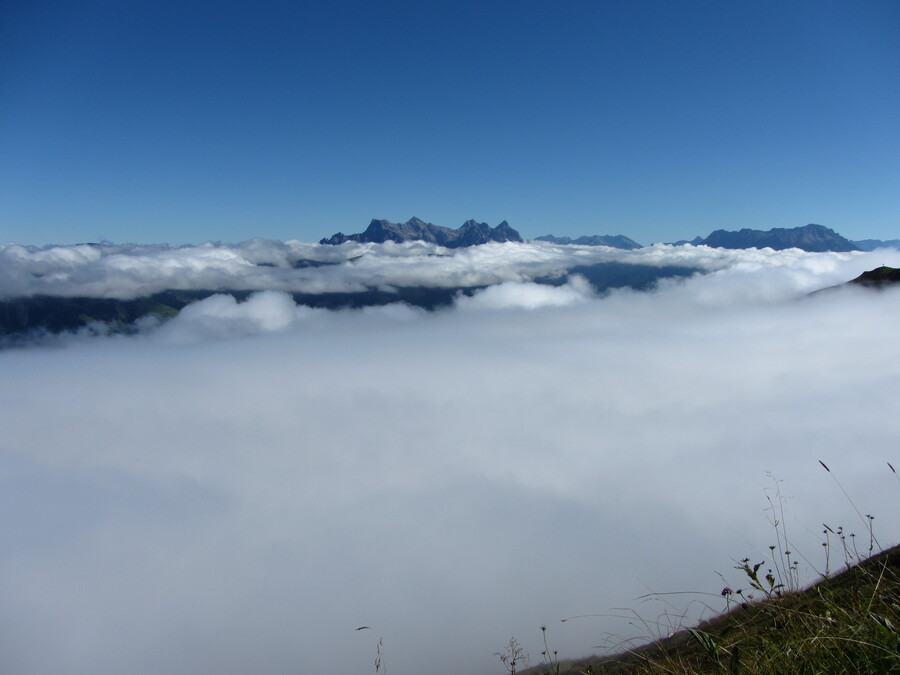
[1,242,900,674]
[3,238,898,301]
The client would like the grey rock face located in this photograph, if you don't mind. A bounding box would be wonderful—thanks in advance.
[320,218,523,247]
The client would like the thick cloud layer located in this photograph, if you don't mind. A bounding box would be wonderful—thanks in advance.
[3,238,895,301]
[1,244,900,675]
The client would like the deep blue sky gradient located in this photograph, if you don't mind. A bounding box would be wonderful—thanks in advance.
[2,0,899,245]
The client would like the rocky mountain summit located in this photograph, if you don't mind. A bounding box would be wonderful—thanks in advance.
[534,233,642,249]
[320,217,522,247]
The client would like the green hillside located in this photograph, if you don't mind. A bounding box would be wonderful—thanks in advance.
[520,543,899,674]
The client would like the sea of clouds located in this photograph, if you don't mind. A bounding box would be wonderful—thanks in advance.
[1,238,880,300]
[2,240,900,674]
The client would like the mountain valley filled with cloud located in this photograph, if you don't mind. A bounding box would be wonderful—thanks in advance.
[2,238,899,674]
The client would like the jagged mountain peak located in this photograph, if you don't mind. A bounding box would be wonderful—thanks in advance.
[320,218,522,248]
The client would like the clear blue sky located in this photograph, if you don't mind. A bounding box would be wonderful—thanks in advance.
[2,0,899,246]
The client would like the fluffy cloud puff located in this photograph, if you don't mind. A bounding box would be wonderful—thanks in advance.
[456,275,595,310]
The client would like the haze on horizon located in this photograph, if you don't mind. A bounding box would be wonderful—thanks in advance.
[2,0,899,246]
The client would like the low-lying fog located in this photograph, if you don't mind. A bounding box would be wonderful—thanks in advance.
[2,241,899,674]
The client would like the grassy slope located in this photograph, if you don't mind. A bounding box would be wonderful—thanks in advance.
[521,543,900,674]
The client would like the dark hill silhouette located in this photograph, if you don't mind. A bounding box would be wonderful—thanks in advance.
[848,265,900,288]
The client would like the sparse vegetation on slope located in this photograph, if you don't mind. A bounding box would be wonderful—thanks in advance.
[524,543,899,674]
[514,465,900,675]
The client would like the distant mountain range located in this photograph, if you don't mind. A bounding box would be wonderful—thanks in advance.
[702,224,858,251]
[319,219,899,254]
[852,239,900,251]
[3,220,898,340]
[669,224,859,252]
[534,234,642,249]
[541,224,899,253]
[320,217,522,247]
